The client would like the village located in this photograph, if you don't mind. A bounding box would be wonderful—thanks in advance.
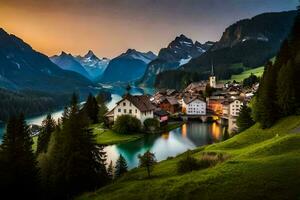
[105,65,259,133]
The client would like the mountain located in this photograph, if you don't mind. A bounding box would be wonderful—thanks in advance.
[50,52,91,79]
[0,28,93,93]
[100,49,157,83]
[138,34,213,87]
[75,50,110,81]
[155,10,297,89]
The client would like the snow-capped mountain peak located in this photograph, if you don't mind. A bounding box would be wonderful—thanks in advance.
[75,50,110,81]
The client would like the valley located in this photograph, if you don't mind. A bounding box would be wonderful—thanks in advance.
[0,1,299,199]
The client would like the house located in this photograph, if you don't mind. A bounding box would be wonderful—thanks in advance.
[158,96,180,114]
[154,109,169,125]
[207,97,224,115]
[184,81,206,94]
[182,97,206,115]
[222,99,243,117]
[106,94,156,123]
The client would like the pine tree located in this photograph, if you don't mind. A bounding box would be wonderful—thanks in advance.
[83,93,99,124]
[45,93,108,198]
[138,150,157,178]
[253,61,280,128]
[237,105,255,132]
[0,114,40,199]
[107,160,114,181]
[36,114,56,154]
[277,60,297,116]
[115,154,128,178]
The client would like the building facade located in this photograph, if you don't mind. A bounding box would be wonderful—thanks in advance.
[182,98,206,115]
[107,94,155,124]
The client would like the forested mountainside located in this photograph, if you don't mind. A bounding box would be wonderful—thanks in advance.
[155,11,297,90]
[0,88,69,121]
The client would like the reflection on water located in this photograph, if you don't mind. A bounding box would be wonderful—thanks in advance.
[181,124,187,137]
[105,122,224,169]
[211,122,222,140]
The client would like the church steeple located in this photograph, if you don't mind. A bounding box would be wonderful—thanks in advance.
[209,59,216,88]
[211,59,214,76]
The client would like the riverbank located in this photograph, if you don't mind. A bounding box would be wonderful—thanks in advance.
[78,116,300,200]
[92,124,144,145]
[91,122,184,145]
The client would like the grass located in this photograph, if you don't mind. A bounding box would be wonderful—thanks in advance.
[223,57,276,82]
[77,116,300,200]
[92,122,183,145]
[230,66,264,82]
[91,124,144,145]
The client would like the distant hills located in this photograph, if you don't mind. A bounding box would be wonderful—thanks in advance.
[100,49,157,83]
[155,10,297,89]
[0,28,92,93]
[138,34,213,87]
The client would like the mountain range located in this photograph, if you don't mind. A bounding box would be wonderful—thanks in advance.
[138,34,213,86]
[0,28,92,93]
[100,49,157,83]
[75,50,110,81]
[154,10,297,89]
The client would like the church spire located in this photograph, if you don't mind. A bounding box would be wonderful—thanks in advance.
[211,59,214,76]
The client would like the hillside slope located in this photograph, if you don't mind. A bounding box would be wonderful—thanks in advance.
[78,116,300,200]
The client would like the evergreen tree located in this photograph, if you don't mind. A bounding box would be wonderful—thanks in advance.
[83,93,99,124]
[36,114,56,154]
[107,160,114,181]
[138,150,157,178]
[98,103,109,124]
[115,154,128,178]
[0,114,40,199]
[237,105,255,132]
[44,93,108,198]
[253,61,280,128]
[277,59,297,116]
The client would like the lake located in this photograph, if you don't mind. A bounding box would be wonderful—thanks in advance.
[105,122,223,169]
[0,86,224,169]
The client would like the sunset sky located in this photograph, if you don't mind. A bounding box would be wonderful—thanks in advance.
[0,0,298,58]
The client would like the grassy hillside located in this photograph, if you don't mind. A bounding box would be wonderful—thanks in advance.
[229,66,264,82]
[78,116,300,200]
[225,57,275,82]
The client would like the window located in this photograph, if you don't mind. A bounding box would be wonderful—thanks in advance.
[118,109,121,112]
[129,109,132,114]
[135,109,138,113]
[124,109,127,113]
[123,102,126,106]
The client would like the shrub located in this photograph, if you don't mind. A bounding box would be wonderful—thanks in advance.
[177,151,228,174]
[144,118,160,132]
[177,151,201,174]
[113,115,142,134]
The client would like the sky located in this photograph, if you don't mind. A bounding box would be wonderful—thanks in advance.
[0,0,298,58]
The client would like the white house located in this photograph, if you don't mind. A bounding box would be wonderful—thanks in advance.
[182,97,206,115]
[105,94,155,123]
[222,99,243,117]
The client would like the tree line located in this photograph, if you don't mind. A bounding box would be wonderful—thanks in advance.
[0,92,157,199]
[253,6,300,128]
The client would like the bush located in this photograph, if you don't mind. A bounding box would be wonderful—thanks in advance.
[177,151,228,174]
[177,151,201,174]
[144,118,160,132]
[113,115,142,134]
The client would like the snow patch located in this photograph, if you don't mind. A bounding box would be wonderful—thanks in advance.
[179,56,192,66]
